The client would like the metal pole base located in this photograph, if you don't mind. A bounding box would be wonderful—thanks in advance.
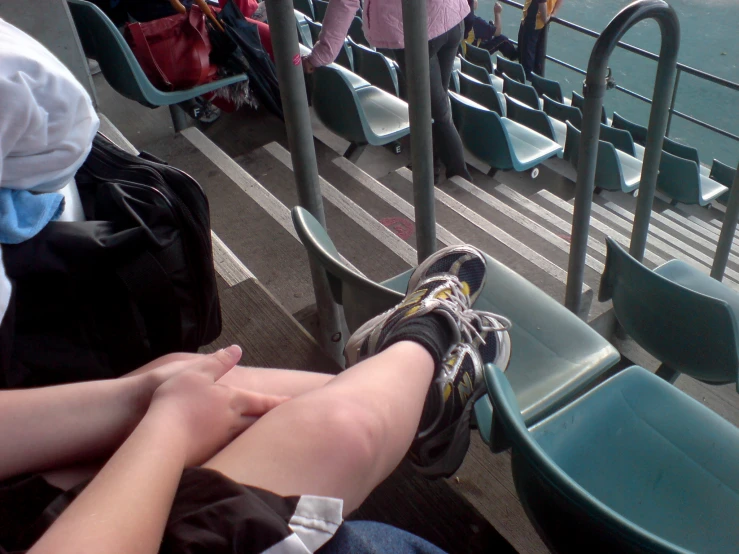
[169,104,189,133]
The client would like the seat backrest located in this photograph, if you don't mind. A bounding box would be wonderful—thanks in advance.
[663,136,700,166]
[293,0,315,19]
[571,91,607,124]
[291,206,403,331]
[295,10,314,48]
[711,159,737,187]
[349,39,398,96]
[505,95,555,140]
[599,124,636,157]
[458,56,491,85]
[458,71,503,115]
[312,0,329,21]
[611,111,647,146]
[449,91,513,169]
[502,74,539,109]
[347,15,368,46]
[67,0,155,106]
[565,122,624,191]
[312,64,369,145]
[306,18,323,43]
[465,42,494,74]
[496,56,526,83]
[530,72,564,103]
[599,237,739,382]
[543,94,582,128]
[656,149,701,204]
[449,70,460,93]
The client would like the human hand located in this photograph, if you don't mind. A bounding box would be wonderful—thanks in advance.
[302,56,315,74]
[473,0,479,11]
[146,346,288,466]
[494,2,502,15]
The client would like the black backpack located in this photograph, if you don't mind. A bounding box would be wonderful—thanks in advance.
[0,133,221,387]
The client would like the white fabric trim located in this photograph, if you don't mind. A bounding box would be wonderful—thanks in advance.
[0,248,9,326]
[288,495,344,552]
[261,533,312,554]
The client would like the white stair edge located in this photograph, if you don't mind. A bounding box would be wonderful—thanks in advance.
[98,113,138,154]
[211,231,255,286]
[332,156,463,247]
[710,218,723,229]
[395,169,589,295]
[264,142,417,267]
[496,184,608,258]
[664,210,739,253]
[534,189,666,267]
[448,176,604,274]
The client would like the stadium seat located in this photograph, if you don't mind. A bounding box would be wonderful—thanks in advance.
[711,159,737,206]
[312,0,328,22]
[458,71,504,115]
[306,19,354,71]
[293,0,314,18]
[496,55,526,83]
[612,111,647,146]
[571,91,608,124]
[465,42,495,74]
[458,56,504,92]
[347,15,369,47]
[502,74,540,109]
[295,10,313,47]
[529,72,564,103]
[348,38,399,96]
[542,94,582,128]
[656,150,728,206]
[504,95,558,143]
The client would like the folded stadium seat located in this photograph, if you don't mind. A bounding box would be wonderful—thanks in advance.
[292,206,620,449]
[571,91,608,125]
[496,55,526,83]
[457,71,504,115]
[711,159,737,206]
[656,150,727,206]
[295,10,313,47]
[502,74,540,109]
[312,0,328,21]
[293,0,315,19]
[465,41,495,74]
[486,361,739,554]
[542,94,582,129]
[600,236,739,387]
[311,63,410,161]
[67,0,250,133]
[347,38,399,96]
[347,15,369,47]
[565,122,642,194]
[449,91,562,175]
[611,111,647,146]
[306,19,354,71]
[529,72,564,103]
[504,95,560,144]
[458,56,504,92]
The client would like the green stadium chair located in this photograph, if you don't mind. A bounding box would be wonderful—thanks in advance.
[293,0,314,18]
[502,74,540,109]
[347,15,369,47]
[306,19,354,71]
[458,56,503,93]
[656,150,727,206]
[663,136,701,166]
[496,55,526,83]
[465,42,495,74]
[711,159,737,206]
[504,95,557,142]
[600,237,739,386]
[311,63,410,160]
[348,38,399,96]
[612,111,647,146]
[295,10,313,47]
[67,0,249,132]
[529,72,564,103]
[599,123,637,157]
[449,91,562,173]
[542,94,582,128]
[486,362,739,554]
[292,206,620,448]
[571,91,608,124]
[565,122,641,194]
[457,71,504,115]
[312,0,328,21]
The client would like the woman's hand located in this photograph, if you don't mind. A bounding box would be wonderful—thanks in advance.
[145,346,288,466]
[302,56,316,74]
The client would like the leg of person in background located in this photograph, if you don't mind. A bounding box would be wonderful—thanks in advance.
[517,18,541,80]
[533,24,548,77]
[482,35,518,61]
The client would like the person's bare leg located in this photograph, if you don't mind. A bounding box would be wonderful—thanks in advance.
[204,341,435,514]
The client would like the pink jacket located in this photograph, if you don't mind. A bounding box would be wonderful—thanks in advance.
[306,0,470,67]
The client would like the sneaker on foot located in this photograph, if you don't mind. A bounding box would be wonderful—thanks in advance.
[411,310,512,478]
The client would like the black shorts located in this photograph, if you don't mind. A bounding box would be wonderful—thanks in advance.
[0,468,343,554]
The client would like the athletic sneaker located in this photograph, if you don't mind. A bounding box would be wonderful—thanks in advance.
[411,310,511,479]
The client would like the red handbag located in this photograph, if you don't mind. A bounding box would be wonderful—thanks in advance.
[124,5,218,92]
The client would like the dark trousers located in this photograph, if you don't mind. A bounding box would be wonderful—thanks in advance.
[390,21,471,180]
[480,34,518,60]
[517,17,547,79]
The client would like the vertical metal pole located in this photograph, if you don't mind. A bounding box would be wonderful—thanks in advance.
[265,0,345,363]
[711,161,739,281]
[401,0,436,263]
[665,67,680,137]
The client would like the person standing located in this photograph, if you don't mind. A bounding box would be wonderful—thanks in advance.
[463,1,518,61]
[303,0,473,182]
[517,0,564,80]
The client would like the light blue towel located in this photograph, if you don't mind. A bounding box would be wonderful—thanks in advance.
[0,188,64,244]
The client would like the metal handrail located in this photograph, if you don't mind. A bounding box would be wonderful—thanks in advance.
[563,0,680,315]
[498,0,739,145]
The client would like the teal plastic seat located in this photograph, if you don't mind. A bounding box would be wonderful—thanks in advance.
[458,56,494,86]
[294,0,315,19]
[496,56,526,83]
[312,63,410,159]
[565,122,641,193]
[504,95,557,142]
[571,91,608,124]
[599,124,637,156]
[612,111,647,146]
[656,150,728,206]
[663,136,700,165]
[712,159,737,206]
[306,19,354,71]
[347,15,369,47]
[67,0,248,132]
[465,42,495,74]
[529,72,564,103]
[458,71,504,115]
[542,94,582,128]
[295,10,313,47]
[292,206,620,447]
[450,91,562,172]
[502,74,540,109]
[312,0,328,21]
[348,38,399,96]
[486,362,739,554]
[600,237,739,385]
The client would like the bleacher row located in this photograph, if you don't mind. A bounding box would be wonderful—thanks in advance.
[295,2,736,208]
